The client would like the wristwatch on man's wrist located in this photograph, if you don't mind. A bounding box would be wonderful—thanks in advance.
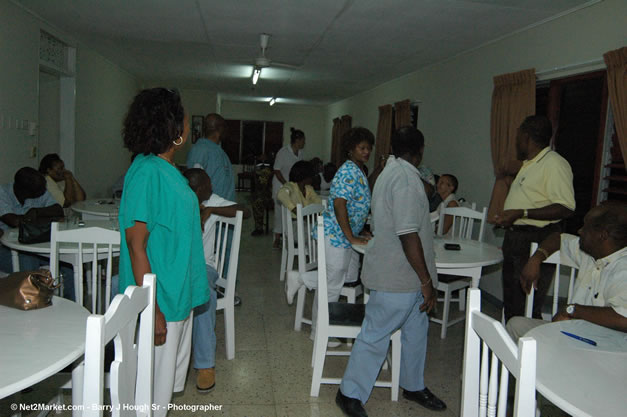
[522,209,529,219]
[566,304,576,317]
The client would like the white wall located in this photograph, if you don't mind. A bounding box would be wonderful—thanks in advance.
[0,0,41,181]
[220,100,328,162]
[37,71,61,160]
[74,48,138,198]
[325,0,627,300]
[0,0,139,197]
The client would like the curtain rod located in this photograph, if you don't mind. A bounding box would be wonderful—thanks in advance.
[536,58,604,77]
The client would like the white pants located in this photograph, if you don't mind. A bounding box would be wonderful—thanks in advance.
[305,237,360,331]
[153,313,193,417]
[273,196,282,234]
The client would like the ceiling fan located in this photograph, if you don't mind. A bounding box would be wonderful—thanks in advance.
[254,33,299,70]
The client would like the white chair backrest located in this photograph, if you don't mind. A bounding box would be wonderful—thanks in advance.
[282,203,296,258]
[314,217,329,326]
[438,205,487,242]
[525,242,578,318]
[211,211,243,301]
[296,203,325,273]
[461,289,536,417]
[82,273,156,417]
[50,222,120,312]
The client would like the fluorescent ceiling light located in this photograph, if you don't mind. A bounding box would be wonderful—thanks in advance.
[252,68,261,85]
[269,97,276,106]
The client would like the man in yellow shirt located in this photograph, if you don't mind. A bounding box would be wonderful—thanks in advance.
[495,115,575,320]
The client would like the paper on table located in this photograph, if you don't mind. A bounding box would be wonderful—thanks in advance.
[559,320,627,353]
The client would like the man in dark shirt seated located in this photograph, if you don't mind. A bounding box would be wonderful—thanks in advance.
[0,167,73,298]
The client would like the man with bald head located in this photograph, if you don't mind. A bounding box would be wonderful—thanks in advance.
[507,202,627,340]
[186,113,236,202]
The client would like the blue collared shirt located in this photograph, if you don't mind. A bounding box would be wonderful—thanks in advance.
[0,183,58,230]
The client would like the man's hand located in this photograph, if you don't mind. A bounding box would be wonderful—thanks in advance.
[200,206,213,230]
[154,308,168,346]
[348,234,370,246]
[520,255,541,294]
[494,209,523,228]
[552,309,571,323]
[420,281,437,313]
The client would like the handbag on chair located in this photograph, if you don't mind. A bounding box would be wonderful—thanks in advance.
[0,269,60,310]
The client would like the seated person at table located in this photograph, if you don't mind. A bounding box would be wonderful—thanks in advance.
[0,167,73,298]
[38,153,86,207]
[320,162,336,192]
[277,160,322,217]
[430,174,459,235]
[310,157,323,190]
[507,202,627,340]
[183,168,250,393]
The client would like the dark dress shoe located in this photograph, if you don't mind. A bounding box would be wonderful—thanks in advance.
[403,387,447,411]
[336,389,368,417]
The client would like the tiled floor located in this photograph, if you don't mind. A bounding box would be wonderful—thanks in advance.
[0,194,566,417]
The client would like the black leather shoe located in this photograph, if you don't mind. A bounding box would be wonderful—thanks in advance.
[336,390,368,417]
[403,387,447,411]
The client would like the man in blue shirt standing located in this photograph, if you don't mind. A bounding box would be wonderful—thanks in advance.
[186,113,236,202]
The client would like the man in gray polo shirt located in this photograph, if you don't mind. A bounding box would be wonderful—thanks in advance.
[336,127,446,417]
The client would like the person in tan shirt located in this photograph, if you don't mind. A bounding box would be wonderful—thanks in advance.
[494,115,575,320]
[38,153,86,207]
[277,160,322,216]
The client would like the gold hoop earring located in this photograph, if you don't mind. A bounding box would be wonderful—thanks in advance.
[173,136,183,146]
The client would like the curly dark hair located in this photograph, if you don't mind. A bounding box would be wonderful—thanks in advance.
[123,88,185,155]
[289,160,315,183]
[38,153,62,174]
[342,127,374,158]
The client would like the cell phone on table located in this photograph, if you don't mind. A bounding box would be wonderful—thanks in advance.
[444,243,461,251]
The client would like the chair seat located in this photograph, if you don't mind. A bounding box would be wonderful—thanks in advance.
[328,302,366,326]
[438,274,469,284]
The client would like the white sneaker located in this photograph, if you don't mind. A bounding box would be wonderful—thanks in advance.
[285,271,304,305]
[309,331,342,348]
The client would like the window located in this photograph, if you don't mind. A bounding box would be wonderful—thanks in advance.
[536,71,612,233]
[221,120,284,165]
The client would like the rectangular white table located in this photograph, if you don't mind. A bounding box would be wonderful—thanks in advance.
[526,320,627,417]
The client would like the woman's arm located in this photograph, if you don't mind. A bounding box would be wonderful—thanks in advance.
[334,198,369,245]
[126,221,167,346]
[273,170,287,185]
[62,171,86,206]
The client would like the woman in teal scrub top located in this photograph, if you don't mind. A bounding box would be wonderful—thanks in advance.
[119,88,209,416]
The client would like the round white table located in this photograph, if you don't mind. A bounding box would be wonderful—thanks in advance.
[526,320,627,417]
[0,220,120,313]
[352,236,503,287]
[0,296,89,399]
[72,199,119,220]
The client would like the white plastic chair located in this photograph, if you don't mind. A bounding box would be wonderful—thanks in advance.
[310,217,400,401]
[279,203,297,282]
[212,211,243,360]
[431,205,487,339]
[50,222,120,313]
[525,243,578,320]
[461,288,536,417]
[292,203,325,331]
[80,273,155,417]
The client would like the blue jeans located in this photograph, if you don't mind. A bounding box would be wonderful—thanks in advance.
[192,264,219,369]
[0,245,75,300]
[340,290,429,404]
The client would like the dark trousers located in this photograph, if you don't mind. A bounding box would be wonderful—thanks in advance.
[501,223,561,321]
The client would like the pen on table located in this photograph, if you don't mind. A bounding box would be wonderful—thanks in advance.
[560,331,597,346]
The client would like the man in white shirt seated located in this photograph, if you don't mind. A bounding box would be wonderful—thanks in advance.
[507,202,627,340]
[183,168,250,394]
